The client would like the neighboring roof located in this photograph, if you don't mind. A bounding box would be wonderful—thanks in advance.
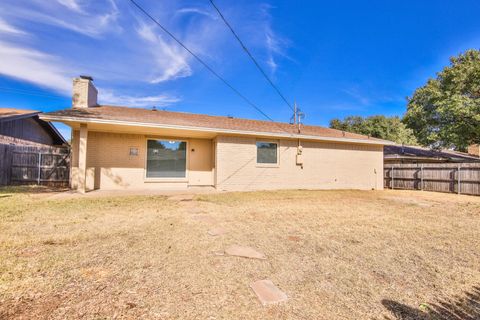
[0,108,68,145]
[384,145,480,162]
[0,108,39,120]
[41,105,392,145]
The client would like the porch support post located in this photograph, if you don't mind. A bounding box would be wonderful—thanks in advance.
[78,123,88,193]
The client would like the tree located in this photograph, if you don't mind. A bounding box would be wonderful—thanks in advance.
[403,49,480,151]
[329,115,418,145]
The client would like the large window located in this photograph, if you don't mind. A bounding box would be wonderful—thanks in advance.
[146,140,187,178]
[256,141,278,164]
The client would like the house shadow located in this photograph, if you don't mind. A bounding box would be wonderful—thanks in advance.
[382,286,480,320]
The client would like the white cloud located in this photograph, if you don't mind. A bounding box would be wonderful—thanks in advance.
[0,39,180,108]
[0,0,291,107]
[259,4,291,74]
[136,23,192,83]
[56,0,83,13]
[99,89,180,107]
[0,1,120,38]
[0,18,27,35]
[175,8,216,20]
[0,40,72,94]
[343,86,403,106]
[343,88,371,105]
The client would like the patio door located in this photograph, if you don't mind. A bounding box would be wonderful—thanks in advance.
[146,140,187,178]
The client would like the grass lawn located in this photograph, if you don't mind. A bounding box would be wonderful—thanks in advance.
[0,188,479,319]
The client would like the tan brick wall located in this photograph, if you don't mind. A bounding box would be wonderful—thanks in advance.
[215,135,384,191]
[70,130,384,191]
[71,130,213,190]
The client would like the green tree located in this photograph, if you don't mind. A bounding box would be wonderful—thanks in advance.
[329,115,418,145]
[403,49,480,151]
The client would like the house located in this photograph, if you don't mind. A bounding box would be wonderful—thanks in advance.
[0,108,67,146]
[384,145,480,164]
[40,76,393,193]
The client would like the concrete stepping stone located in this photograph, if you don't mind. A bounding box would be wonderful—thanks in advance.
[250,279,288,306]
[224,245,266,260]
[207,227,227,236]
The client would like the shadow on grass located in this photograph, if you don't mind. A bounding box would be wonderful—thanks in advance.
[0,185,68,194]
[382,286,480,319]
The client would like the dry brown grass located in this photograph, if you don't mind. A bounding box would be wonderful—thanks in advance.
[0,188,479,319]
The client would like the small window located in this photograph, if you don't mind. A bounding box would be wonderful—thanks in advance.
[256,141,278,164]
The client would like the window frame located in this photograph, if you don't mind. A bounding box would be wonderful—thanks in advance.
[255,139,280,167]
[144,138,189,182]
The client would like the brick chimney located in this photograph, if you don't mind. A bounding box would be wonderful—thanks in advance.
[72,75,98,108]
[467,144,480,157]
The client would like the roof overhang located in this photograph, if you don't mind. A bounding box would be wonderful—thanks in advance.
[40,115,394,146]
[0,111,39,122]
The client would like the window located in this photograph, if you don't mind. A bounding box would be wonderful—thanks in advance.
[146,140,187,178]
[256,141,278,164]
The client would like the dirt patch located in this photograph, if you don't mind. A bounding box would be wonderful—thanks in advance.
[1,189,479,319]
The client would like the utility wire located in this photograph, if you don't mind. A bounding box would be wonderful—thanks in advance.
[127,0,286,127]
[208,0,294,113]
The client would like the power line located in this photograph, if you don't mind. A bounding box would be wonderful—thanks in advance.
[127,0,282,125]
[208,0,294,113]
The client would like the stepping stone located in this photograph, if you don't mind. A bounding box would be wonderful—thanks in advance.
[207,227,227,236]
[250,280,288,306]
[225,245,266,260]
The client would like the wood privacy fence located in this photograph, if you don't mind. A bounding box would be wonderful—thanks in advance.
[384,163,480,196]
[0,143,70,186]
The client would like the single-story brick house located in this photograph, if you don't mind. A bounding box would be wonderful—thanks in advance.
[40,76,392,193]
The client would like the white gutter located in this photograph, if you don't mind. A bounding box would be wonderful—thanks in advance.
[40,114,394,146]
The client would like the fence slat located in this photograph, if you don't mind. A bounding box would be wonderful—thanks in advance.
[0,143,70,186]
[384,163,480,196]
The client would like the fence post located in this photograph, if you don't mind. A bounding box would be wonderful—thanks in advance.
[391,166,394,189]
[458,164,461,195]
[420,164,424,191]
[37,153,42,185]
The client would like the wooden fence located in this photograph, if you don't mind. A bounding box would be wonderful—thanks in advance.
[384,163,480,196]
[0,143,70,186]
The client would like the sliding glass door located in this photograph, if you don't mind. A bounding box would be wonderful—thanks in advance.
[146,140,187,178]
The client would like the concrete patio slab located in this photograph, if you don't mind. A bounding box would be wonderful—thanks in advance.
[224,245,266,260]
[250,280,288,306]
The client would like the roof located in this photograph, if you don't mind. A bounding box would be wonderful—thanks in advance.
[41,105,392,145]
[384,145,480,163]
[0,108,39,120]
[0,108,67,145]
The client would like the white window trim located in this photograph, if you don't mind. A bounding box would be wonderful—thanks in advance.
[144,138,189,182]
[255,139,280,168]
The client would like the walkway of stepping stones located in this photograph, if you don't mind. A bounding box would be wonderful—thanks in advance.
[170,194,289,306]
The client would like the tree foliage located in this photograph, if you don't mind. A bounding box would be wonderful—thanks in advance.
[403,49,480,151]
[329,115,418,145]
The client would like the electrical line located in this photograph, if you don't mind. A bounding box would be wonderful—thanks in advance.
[208,0,294,113]
[127,0,285,126]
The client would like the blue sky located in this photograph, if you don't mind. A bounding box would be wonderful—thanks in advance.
[0,0,479,139]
